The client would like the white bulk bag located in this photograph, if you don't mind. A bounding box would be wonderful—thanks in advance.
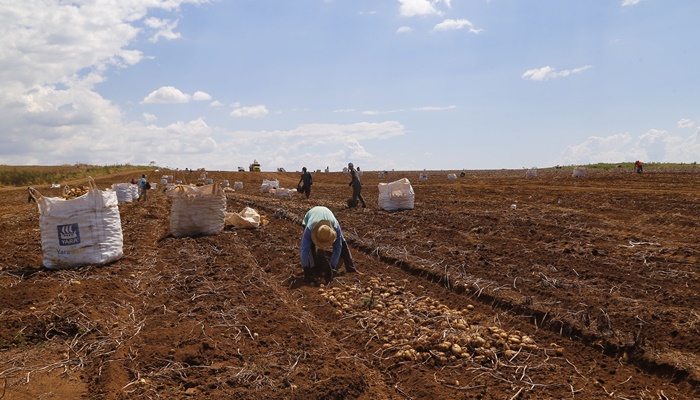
[112,183,133,203]
[419,173,428,180]
[233,182,244,189]
[525,168,538,178]
[572,167,586,178]
[225,207,261,228]
[31,177,123,269]
[259,179,279,193]
[269,188,292,197]
[131,184,139,200]
[378,178,415,211]
[168,183,226,237]
[447,173,457,180]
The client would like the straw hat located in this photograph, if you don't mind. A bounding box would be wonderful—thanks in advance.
[311,220,337,248]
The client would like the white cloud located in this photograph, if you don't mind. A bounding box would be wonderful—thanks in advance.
[621,0,641,6]
[433,19,481,33]
[413,105,456,111]
[522,65,593,81]
[557,129,700,166]
[210,100,224,107]
[150,118,217,155]
[397,26,413,34]
[192,91,212,101]
[677,118,694,128]
[359,105,455,114]
[144,17,182,42]
[362,109,404,115]
[399,0,441,17]
[0,3,142,91]
[0,1,410,172]
[221,121,404,146]
[213,121,406,170]
[230,104,269,118]
[142,86,191,104]
[558,132,633,165]
[345,138,372,160]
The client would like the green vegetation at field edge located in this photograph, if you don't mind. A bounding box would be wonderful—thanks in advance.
[0,164,155,187]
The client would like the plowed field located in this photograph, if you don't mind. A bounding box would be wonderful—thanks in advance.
[1,167,698,399]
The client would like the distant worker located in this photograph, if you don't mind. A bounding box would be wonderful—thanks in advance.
[297,167,313,199]
[634,160,643,174]
[300,206,357,282]
[138,174,148,202]
[27,187,35,203]
[348,162,366,208]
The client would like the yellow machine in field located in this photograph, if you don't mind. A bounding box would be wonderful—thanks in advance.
[249,160,261,172]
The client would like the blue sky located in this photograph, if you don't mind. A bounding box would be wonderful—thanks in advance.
[1,0,698,171]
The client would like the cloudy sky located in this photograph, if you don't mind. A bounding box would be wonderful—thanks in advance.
[1,0,699,171]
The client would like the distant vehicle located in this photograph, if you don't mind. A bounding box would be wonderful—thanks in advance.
[238,166,245,172]
[277,167,286,172]
[249,159,261,172]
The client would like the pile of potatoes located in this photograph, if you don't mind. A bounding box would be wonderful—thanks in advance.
[319,277,561,366]
[62,186,90,199]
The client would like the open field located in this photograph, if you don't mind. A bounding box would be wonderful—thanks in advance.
[1,166,698,399]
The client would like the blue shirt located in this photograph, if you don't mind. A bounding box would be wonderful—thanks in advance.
[300,206,343,269]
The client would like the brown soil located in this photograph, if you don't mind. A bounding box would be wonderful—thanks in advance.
[1,166,698,399]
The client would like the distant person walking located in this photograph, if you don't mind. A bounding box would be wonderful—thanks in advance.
[138,174,148,202]
[348,162,366,208]
[297,167,313,199]
[300,206,357,282]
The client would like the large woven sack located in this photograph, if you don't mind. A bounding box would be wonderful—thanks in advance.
[260,179,279,193]
[112,182,133,203]
[30,177,123,269]
[168,183,226,237]
[225,207,261,228]
[378,178,415,211]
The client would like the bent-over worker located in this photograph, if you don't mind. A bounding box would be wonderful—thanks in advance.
[300,206,357,281]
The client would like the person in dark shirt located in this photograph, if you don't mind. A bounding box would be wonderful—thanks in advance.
[297,167,313,199]
[348,163,366,208]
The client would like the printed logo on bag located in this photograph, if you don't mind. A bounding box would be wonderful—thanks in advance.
[57,223,81,246]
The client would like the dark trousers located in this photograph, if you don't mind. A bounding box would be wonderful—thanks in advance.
[300,184,310,198]
[352,185,366,207]
[310,237,356,278]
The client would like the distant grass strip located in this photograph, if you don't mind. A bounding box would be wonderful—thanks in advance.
[0,164,153,187]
